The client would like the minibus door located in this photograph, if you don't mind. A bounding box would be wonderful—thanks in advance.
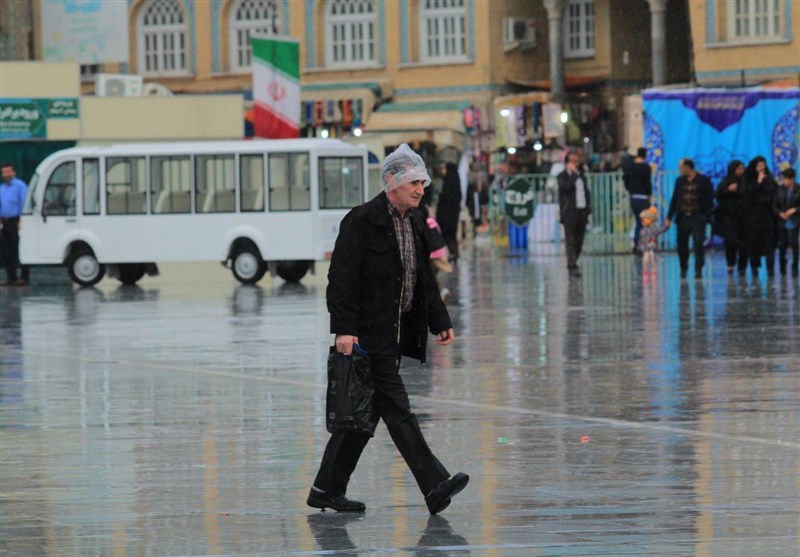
[37,159,80,261]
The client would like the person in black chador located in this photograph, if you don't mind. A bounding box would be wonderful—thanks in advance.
[622,147,652,253]
[308,144,468,515]
[744,156,779,277]
[435,162,461,262]
[714,160,748,275]
[665,158,714,279]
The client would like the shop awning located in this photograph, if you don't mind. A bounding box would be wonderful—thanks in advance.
[506,76,606,92]
[365,100,469,133]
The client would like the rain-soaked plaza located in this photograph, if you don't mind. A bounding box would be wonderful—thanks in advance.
[1,248,799,556]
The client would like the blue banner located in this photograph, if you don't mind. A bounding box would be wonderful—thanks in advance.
[643,88,799,186]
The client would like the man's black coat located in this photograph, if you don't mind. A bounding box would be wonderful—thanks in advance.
[557,169,592,225]
[327,192,452,363]
[666,173,714,224]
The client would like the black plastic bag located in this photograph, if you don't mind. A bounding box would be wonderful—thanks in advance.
[326,346,375,437]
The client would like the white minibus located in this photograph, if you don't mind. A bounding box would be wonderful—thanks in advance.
[20,139,368,286]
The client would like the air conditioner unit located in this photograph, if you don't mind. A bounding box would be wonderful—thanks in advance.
[95,74,144,97]
[143,82,174,97]
[503,17,536,52]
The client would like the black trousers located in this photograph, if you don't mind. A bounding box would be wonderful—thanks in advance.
[676,213,706,273]
[724,241,748,272]
[313,356,450,497]
[564,211,589,270]
[1,217,29,282]
[630,197,650,249]
[777,227,800,273]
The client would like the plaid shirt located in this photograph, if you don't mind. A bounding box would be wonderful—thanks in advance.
[387,198,417,312]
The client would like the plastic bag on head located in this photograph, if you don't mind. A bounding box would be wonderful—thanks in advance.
[382,143,431,191]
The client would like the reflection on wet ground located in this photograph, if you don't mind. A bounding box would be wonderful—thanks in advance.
[1,253,798,556]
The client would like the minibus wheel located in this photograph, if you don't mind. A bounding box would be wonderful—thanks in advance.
[232,248,265,284]
[67,248,105,287]
[276,261,310,283]
[118,264,146,285]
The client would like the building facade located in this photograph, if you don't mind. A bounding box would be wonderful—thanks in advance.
[688,0,800,86]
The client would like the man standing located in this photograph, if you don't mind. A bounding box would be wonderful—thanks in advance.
[558,151,592,277]
[665,158,714,279]
[623,148,652,253]
[308,144,468,515]
[0,162,30,286]
[774,168,800,277]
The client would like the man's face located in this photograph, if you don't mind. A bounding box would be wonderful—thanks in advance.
[388,177,426,213]
[566,155,579,171]
[1,166,14,184]
[782,175,795,188]
[679,161,691,177]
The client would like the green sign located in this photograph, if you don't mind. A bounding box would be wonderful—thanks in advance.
[504,177,536,226]
[0,100,47,139]
[47,98,80,119]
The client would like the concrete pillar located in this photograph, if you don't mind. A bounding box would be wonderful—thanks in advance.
[647,0,667,86]
[544,0,566,102]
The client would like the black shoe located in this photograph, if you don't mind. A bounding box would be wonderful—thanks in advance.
[425,472,469,515]
[307,489,366,512]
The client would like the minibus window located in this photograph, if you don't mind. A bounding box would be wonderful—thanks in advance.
[83,159,100,215]
[107,158,147,215]
[240,154,265,212]
[23,173,38,215]
[43,162,76,216]
[269,153,309,211]
[195,155,235,213]
[151,156,191,214]
[319,157,363,209]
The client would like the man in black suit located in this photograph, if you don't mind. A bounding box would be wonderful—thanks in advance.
[308,144,468,515]
[665,158,714,279]
[558,151,592,277]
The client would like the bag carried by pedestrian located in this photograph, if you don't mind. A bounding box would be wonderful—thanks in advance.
[326,345,375,437]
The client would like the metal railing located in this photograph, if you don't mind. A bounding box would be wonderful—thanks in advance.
[489,171,680,253]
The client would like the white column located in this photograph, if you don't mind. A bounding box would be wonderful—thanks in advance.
[544,0,567,102]
[647,0,668,86]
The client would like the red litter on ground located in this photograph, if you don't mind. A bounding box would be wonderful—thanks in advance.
[580,436,590,443]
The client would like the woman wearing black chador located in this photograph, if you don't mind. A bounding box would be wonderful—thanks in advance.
[436,162,462,261]
[745,156,778,277]
[715,160,748,275]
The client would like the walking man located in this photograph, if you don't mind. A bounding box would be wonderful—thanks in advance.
[623,147,652,253]
[774,168,800,277]
[0,162,30,286]
[558,151,592,277]
[308,144,469,514]
[665,159,714,279]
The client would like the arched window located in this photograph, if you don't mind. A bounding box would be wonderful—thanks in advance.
[137,0,189,76]
[419,0,466,63]
[229,0,281,72]
[325,0,376,68]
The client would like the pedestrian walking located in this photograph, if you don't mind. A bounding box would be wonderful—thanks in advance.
[744,156,778,277]
[436,162,461,262]
[0,162,30,286]
[665,158,714,279]
[558,151,592,277]
[774,167,800,277]
[637,206,669,278]
[714,160,748,275]
[623,147,652,253]
[308,144,468,515]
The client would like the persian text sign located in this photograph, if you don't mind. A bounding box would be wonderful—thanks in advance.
[47,98,80,119]
[0,100,47,139]
[504,177,536,226]
[41,0,129,63]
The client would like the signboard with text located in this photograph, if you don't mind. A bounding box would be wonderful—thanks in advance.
[504,177,536,226]
[41,0,129,63]
[0,100,47,139]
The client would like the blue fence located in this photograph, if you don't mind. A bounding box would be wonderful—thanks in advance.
[490,171,680,254]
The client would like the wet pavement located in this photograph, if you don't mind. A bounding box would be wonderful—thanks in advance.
[1,248,799,556]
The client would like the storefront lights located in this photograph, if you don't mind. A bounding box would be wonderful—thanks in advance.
[560,111,568,124]
[533,140,543,151]
[352,127,362,137]
[500,108,511,117]
[320,129,330,139]
[507,147,517,155]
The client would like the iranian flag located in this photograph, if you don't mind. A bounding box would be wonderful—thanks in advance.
[252,36,300,139]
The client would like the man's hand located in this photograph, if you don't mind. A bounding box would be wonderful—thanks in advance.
[780,211,788,220]
[728,183,737,192]
[664,218,671,229]
[335,335,359,355]
[436,328,455,347]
